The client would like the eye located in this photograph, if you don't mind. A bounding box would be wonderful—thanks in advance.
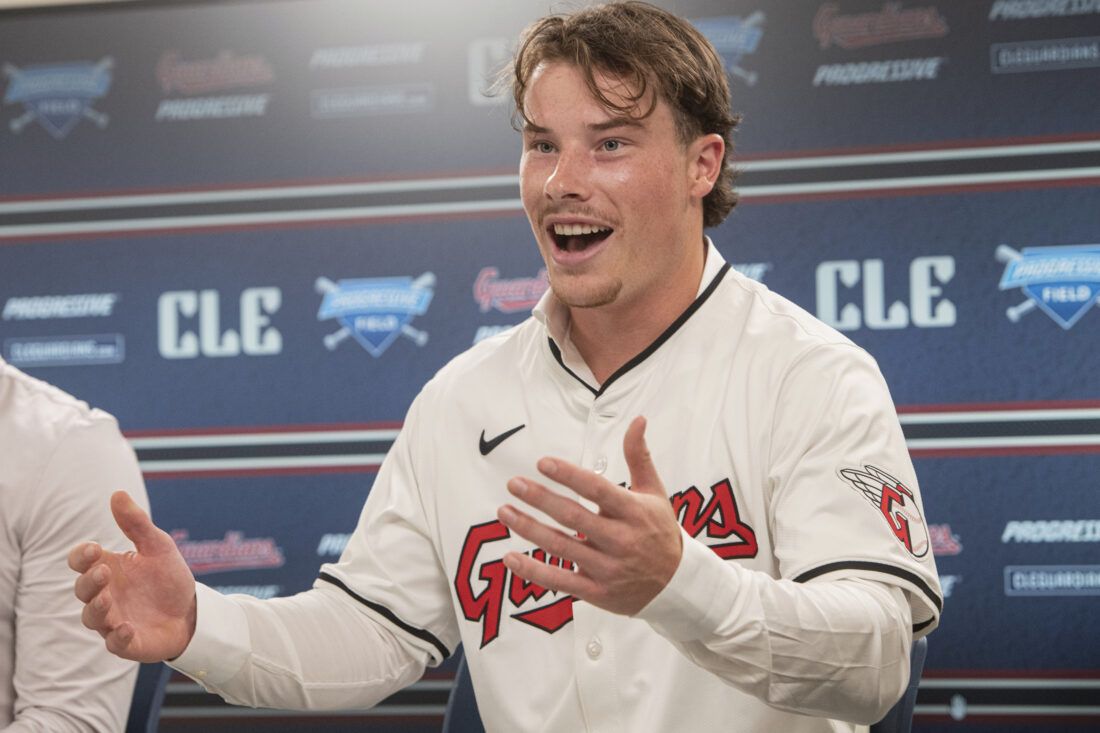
[601,139,622,152]
[533,141,555,154]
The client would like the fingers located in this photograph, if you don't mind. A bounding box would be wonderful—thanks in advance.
[497,502,601,570]
[623,416,664,497]
[81,585,117,632]
[110,490,165,555]
[507,477,601,536]
[74,561,110,603]
[68,541,101,573]
[530,415,662,511]
[535,458,631,516]
[103,622,136,658]
[503,551,599,600]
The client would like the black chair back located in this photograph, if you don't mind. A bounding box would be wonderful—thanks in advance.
[125,662,173,733]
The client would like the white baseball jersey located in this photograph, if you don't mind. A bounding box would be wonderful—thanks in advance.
[175,240,941,732]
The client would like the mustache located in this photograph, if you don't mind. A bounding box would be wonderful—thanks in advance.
[535,203,621,230]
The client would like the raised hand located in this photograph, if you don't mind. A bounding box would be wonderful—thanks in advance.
[497,416,683,615]
[69,491,197,662]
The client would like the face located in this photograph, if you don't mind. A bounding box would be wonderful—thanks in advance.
[519,62,718,314]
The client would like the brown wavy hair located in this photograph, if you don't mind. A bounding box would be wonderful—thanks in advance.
[510,1,741,228]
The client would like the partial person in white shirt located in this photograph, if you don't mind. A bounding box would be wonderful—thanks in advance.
[1,355,148,731]
[69,3,941,731]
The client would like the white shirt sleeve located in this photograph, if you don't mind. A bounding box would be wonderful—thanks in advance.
[638,340,935,725]
[7,416,148,733]
[636,530,912,725]
[169,391,452,710]
[168,582,431,710]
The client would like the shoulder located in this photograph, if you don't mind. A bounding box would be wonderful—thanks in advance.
[719,268,857,352]
[0,361,144,536]
[417,317,541,405]
[694,268,886,401]
[0,360,122,453]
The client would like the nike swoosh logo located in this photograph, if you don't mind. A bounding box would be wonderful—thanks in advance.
[479,424,526,456]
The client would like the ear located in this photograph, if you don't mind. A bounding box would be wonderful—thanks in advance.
[687,133,725,200]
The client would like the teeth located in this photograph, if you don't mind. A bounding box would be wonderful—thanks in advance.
[553,223,611,236]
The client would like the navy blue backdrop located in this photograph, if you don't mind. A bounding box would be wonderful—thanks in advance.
[1,0,1098,730]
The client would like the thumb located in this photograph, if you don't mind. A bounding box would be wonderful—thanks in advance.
[624,416,663,497]
[110,490,168,555]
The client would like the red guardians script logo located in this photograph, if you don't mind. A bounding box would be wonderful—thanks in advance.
[929,523,962,556]
[813,3,948,50]
[171,530,285,575]
[472,268,549,313]
[455,478,757,647]
[156,51,275,95]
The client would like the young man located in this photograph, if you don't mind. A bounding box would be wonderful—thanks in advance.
[71,3,941,730]
[1,355,148,730]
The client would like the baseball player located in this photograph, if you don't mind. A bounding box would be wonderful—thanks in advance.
[70,3,940,731]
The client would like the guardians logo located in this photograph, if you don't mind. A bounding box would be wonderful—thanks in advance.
[839,465,929,557]
[455,478,757,647]
[813,3,949,49]
[473,267,548,313]
[171,530,285,575]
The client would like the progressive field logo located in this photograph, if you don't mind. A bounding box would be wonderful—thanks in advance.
[315,273,434,356]
[693,12,765,86]
[996,243,1100,328]
[3,58,112,138]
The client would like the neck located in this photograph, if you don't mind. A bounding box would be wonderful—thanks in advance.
[569,237,707,385]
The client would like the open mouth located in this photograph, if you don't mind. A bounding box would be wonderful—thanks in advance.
[550,223,613,253]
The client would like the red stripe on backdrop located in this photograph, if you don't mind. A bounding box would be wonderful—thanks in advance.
[0,166,519,204]
[737,130,1100,161]
[898,400,1100,414]
[0,207,528,246]
[143,465,382,481]
[909,445,1100,459]
[125,422,402,438]
[923,669,1100,679]
[741,175,1100,206]
[915,715,1100,725]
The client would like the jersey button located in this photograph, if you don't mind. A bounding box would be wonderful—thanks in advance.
[593,456,607,474]
[586,638,603,660]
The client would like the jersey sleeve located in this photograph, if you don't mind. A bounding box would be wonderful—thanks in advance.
[316,389,460,664]
[767,342,942,635]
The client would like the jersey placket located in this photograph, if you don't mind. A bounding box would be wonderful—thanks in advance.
[572,394,627,733]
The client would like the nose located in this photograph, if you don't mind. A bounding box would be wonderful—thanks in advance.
[544,149,591,202]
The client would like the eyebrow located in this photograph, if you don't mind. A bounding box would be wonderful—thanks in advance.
[522,117,646,135]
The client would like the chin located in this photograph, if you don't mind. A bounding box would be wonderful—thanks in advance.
[549,276,622,309]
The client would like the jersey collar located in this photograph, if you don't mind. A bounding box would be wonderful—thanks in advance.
[533,237,731,397]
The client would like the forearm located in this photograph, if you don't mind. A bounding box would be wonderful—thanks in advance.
[170,583,429,710]
[636,534,912,724]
